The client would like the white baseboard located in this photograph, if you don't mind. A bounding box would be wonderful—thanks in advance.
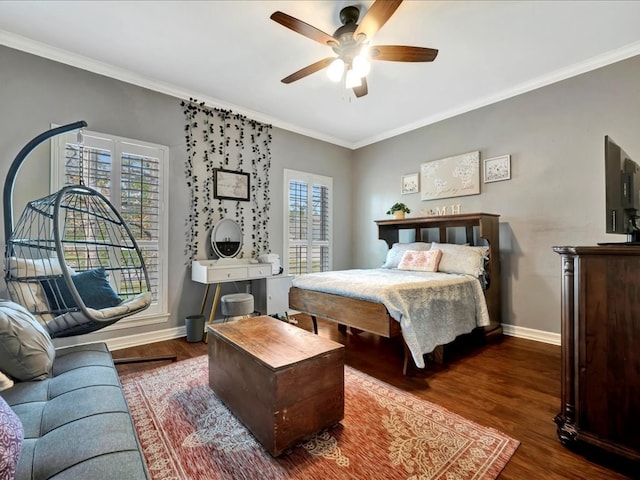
[61,322,560,353]
[105,326,187,351]
[502,323,561,346]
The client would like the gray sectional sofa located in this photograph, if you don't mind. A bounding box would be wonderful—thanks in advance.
[0,342,149,479]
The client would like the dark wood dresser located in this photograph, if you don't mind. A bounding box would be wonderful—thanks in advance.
[553,246,640,462]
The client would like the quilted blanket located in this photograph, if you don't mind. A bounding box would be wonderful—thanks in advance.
[292,269,490,368]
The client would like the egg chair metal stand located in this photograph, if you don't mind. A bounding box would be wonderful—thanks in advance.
[3,121,176,364]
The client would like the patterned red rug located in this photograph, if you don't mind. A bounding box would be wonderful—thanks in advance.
[120,356,518,480]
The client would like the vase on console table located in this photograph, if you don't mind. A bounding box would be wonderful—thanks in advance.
[394,211,405,220]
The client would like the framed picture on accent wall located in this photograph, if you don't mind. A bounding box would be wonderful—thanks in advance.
[483,155,511,183]
[213,168,250,201]
[401,172,420,194]
[421,151,480,201]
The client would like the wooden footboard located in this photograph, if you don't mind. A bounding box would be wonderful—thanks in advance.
[288,287,401,338]
[289,286,411,372]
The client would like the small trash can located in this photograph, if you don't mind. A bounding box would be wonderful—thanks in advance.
[185,314,205,342]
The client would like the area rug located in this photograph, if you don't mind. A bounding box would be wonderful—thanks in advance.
[120,356,519,480]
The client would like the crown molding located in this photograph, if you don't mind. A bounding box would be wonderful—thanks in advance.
[352,41,640,149]
[0,29,352,149]
[3,29,640,151]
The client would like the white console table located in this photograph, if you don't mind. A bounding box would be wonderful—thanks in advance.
[192,259,272,332]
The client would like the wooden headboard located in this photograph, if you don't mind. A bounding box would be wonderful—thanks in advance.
[375,213,502,334]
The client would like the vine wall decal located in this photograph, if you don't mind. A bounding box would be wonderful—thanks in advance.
[182,98,272,263]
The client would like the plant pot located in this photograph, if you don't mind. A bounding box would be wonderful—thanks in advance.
[393,211,405,220]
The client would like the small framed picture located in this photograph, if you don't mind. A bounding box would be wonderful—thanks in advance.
[401,172,420,195]
[213,168,250,201]
[483,155,511,183]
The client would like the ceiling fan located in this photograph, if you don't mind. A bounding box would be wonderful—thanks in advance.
[270,0,438,98]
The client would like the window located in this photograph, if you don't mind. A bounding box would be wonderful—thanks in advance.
[284,169,332,274]
[51,128,169,322]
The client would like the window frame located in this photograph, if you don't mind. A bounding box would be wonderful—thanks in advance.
[50,127,169,327]
[283,169,333,275]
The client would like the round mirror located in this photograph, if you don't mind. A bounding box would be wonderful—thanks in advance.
[210,218,243,258]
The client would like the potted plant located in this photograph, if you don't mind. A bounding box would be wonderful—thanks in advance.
[386,202,411,219]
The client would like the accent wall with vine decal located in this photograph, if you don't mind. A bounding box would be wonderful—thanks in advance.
[182,98,272,263]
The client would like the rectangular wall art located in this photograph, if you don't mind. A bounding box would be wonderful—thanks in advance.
[420,151,480,201]
[213,168,250,201]
[401,172,420,194]
[483,155,511,183]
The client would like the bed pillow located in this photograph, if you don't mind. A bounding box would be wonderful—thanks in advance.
[398,249,443,272]
[0,395,23,480]
[0,300,55,381]
[431,242,489,277]
[381,242,431,268]
[41,267,123,313]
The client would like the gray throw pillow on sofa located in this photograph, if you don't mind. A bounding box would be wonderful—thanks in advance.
[0,300,55,381]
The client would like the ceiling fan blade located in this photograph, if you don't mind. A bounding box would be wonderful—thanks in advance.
[281,57,334,84]
[353,77,368,98]
[370,45,439,62]
[270,11,336,46]
[354,0,403,42]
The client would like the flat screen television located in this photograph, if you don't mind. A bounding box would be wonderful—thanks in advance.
[603,135,640,244]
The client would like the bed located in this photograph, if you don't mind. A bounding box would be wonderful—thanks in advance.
[288,212,502,374]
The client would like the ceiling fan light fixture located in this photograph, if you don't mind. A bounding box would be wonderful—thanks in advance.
[271,1,439,99]
[352,54,370,78]
[327,58,345,82]
[345,68,362,89]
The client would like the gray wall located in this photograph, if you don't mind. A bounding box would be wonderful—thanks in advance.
[352,54,640,334]
[0,45,352,346]
[2,43,639,341]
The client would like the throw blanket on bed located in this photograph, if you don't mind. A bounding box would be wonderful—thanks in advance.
[292,269,490,368]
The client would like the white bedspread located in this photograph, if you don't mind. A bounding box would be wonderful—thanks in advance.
[292,269,490,368]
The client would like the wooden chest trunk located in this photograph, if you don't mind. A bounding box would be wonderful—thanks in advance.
[207,315,345,456]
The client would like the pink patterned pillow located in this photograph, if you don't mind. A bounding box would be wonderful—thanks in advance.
[398,249,443,272]
[0,395,23,479]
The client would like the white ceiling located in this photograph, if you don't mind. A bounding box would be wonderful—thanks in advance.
[1,1,640,149]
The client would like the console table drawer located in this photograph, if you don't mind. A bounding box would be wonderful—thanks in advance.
[248,265,270,278]
[206,267,248,282]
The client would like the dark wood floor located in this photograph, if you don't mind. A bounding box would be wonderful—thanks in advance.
[113,315,636,480]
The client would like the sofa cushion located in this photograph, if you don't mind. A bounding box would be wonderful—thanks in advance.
[5,257,71,317]
[0,395,23,479]
[0,301,55,381]
[0,343,149,480]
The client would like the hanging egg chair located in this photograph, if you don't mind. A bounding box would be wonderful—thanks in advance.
[3,121,152,338]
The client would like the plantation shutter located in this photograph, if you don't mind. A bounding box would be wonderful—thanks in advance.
[52,129,168,317]
[284,170,332,275]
